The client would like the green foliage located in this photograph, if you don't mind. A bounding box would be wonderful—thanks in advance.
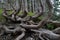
[0,9,5,22]
[38,16,44,20]
[46,23,55,30]
[28,12,34,16]
[17,10,23,15]
[8,10,13,15]
[53,0,60,21]
[18,11,35,16]
[0,9,2,13]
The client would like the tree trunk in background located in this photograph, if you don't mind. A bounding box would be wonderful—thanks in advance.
[24,0,28,11]
[2,0,60,40]
[2,0,47,13]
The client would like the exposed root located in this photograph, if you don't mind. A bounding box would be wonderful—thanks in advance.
[15,31,25,40]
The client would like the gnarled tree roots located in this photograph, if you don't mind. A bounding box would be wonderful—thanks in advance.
[1,0,60,40]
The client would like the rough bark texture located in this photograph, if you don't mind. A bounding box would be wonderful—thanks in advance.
[0,0,60,40]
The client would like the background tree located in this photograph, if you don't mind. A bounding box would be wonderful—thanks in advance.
[52,0,60,21]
